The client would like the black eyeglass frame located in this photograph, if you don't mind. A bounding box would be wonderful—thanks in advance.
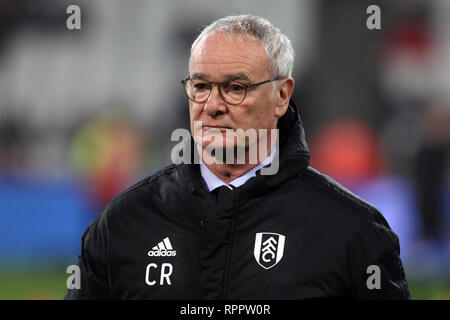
[181,77,280,105]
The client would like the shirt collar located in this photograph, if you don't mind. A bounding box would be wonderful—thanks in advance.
[200,147,277,192]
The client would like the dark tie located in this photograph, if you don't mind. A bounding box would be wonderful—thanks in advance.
[213,185,234,202]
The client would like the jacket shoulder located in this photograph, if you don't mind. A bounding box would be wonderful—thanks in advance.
[300,167,409,298]
[301,166,399,253]
[96,164,178,219]
[110,164,177,203]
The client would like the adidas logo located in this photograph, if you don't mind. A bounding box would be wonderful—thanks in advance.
[148,237,176,257]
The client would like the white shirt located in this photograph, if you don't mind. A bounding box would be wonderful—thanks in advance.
[200,147,277,192]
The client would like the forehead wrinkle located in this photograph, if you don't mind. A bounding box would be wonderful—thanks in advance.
[191,52,265,72]
[190,60,260,82]
[190,62,270,83]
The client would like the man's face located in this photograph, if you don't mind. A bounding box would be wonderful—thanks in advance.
[188,32,283,154]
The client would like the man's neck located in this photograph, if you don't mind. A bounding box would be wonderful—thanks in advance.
[198,140,277,185]
[202,162,257,185]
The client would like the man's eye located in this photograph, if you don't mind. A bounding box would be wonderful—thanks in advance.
[193,82,210,90]
[225,83,245,92]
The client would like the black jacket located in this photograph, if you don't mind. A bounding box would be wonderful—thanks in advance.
[65,101,410,300]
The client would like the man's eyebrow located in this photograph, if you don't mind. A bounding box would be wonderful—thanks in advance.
[190,73,207,80]
[190,73,250,82]
[223,73,250,82]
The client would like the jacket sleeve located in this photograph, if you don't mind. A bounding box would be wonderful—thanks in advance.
[64,213,110,300]
[347,216,410,300]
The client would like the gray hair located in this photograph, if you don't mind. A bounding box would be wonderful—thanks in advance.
[190,15,295,79]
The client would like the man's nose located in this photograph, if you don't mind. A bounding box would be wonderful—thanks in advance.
[203,85,227,116]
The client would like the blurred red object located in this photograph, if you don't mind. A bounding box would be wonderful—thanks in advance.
[70,114,144,209]
[381,16,433,60]
[310,118,384,184]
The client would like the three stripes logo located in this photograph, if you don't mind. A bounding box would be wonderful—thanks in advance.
[254,232,285,269]
[148,237,176,257]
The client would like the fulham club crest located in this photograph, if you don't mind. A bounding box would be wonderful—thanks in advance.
[254,232,285,269]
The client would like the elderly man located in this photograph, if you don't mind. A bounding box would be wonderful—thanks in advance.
[65,15,410,299]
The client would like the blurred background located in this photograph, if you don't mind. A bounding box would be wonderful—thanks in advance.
[0,0,448,299]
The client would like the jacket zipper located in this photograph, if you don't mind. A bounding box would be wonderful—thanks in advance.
[221,190,240,299]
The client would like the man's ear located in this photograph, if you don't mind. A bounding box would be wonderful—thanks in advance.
[275,77,295,118]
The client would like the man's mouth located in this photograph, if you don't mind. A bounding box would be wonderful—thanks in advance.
[202,125,234,131]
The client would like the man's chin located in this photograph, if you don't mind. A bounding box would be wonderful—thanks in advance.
[200,141,252,164]
[201,141,237,152]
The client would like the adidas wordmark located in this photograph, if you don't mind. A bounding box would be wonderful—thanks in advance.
[148,237,177,257]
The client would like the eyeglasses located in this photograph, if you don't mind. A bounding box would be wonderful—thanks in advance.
[181,77,278,105]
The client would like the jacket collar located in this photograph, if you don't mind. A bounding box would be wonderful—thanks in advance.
[176,99,311,197]
[200,145,277,191]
